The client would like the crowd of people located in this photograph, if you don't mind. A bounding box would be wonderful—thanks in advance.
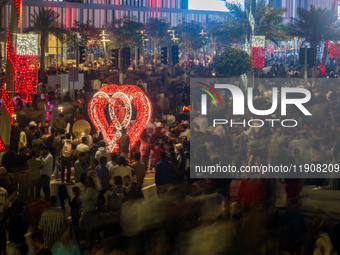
[1,62,340,255]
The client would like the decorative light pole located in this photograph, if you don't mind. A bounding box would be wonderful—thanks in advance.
[100,30,110,75]
[167,30,179,77]
[199,29,208,67]
[137,30,148,69]
[1,0,21,160]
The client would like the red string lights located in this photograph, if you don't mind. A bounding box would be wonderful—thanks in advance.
[6,29,17,73]
[251,46,265,68]
[330,42,340,59]
[14,0,22,17]
[89,84,152,153]
[2,85,15,125]
[0,135,6,152]
[15,54,38,93]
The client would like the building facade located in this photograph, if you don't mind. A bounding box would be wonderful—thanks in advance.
[272,0,337,22]
[1,0,227,30]
[0,0,228,67]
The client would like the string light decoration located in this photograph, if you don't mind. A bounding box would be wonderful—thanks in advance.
[330,42,340,58]
[15,54,38,93]
[14,0,22,18]
[252,36,265,48]
[250,36,265,68]
[241,73,248,88]
[248,6,255,35]
[251,46,265,68]
[0,135,6,152]
[6,28,17,73]
[320,62,326,75]
[13,34,38,94]
[17,34,38,55]
[88,84,152,153]
[2,85,15,125]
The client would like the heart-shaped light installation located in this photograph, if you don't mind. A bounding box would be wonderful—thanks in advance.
[88,84,152,153]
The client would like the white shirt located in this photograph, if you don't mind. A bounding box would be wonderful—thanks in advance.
[19,131,27,148]
[41,153,53,177]
[106,161,115,174]
[166,115,176,125]
[76,143,90,155]
[111,165,132,179]
[179,129,190,138]
[95,147,111,163]
[93,79,102,90]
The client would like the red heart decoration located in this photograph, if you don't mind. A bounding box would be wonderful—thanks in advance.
[88,84,152,153]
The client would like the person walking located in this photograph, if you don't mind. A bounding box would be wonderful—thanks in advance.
[60,134,76,183]
[155,151,173,198]
[68,186,82,240]
[119,128,130,159]
[131,152,146,188]
[40,146,53,201]
[19,125,28,149]
[38,196,68,248]
[111,156,132,181]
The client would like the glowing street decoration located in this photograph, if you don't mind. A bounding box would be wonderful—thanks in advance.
[17,34,38,55]
[241,73,248,88]
[252,36,265,48]
[330,42,340,58]
[15,54,38,94]
[89,84,152,153]
[14,34,38,94]
[0,135,6,152]
[251,46,265,68]
[2,83,15,125]
[251,36,265,68]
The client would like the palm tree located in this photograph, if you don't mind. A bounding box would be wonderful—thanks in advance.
[290,5,340,77]
[26,8,65,70]
[210,0,288,46]
[145,18,171,67]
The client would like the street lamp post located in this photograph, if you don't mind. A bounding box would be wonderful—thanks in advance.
[100,30,110,75]
[136,30,148,71]
[167,30,179,77]
[137,30,149,70]
[199,30,208,67]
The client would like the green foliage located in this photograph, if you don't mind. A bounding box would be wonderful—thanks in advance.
[175,21,209,58]
[290,5,340,49]
[215,48,253,77]
[205,19,225,55]
[65,20,101,53]
[210,0,288,46]
[105,16,144,49]
[145,18,172,48]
